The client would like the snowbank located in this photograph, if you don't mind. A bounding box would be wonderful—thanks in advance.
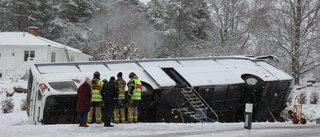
[0,80,28,112]
[282,75,320,122]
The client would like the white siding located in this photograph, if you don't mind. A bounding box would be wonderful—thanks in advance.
[0,32,92,79]
[68,50,92,62]
[0,46,91,71]
[0,46,47,70]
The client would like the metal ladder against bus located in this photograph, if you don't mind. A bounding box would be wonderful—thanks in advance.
[180,88,218,122]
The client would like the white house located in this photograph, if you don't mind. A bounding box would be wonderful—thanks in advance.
[0,27,92,80]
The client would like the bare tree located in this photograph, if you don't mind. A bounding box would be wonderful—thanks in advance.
[100,43,145,60]
[208,0,253,55]
[262,0,320,85]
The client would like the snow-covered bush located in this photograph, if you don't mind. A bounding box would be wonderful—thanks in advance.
[309,91,319,104]
[1,97,14,113]
[20,98,27,111]
[297,92,307,104]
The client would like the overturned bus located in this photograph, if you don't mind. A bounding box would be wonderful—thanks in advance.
[26,56,293,124]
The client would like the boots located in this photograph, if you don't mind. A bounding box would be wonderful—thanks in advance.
[79,123,89,127]
[104,124,114,127]
[82,123,89,127]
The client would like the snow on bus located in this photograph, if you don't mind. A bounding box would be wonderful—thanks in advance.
[26,56,293,124]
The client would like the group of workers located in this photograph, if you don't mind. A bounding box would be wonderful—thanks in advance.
[76,71,142,127]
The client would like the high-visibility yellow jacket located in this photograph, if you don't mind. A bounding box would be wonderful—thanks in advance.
[116,78,126,100]
[91,79,103,102]
[128,78,141,100]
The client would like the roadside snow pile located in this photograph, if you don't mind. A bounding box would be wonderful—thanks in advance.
[282,75,320,122]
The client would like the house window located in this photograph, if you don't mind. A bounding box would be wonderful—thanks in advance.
[0,73,2,78]
[70,55,75,62]
[24,50,35,61]
[51,52,56,62]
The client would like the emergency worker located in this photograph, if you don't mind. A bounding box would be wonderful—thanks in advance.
[127,72,142,123]
[101,76,119,127]
[87,71,104,124]
[114,72,126,124]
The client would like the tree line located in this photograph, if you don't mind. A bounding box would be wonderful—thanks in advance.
[1,0,320,85]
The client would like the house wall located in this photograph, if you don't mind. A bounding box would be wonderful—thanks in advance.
[47,47,66,63]
[68,50,92,62]
[0,46,48,70]
[46,47,92,63]
[0,46,92,68]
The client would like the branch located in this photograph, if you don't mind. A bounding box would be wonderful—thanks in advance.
[298,46,311,71]
[300,63,320,74]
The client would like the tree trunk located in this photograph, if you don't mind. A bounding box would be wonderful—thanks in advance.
[292,0,302,85]
[292,56,301,85]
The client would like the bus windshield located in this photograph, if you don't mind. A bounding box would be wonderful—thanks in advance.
[48,81,78,92]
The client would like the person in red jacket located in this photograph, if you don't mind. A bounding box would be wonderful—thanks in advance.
[76,77,92,127]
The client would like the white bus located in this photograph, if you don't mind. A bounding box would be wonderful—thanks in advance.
[26,56,293,124]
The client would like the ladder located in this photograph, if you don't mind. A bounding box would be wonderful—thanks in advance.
[64,46,70,62]
[180,88,218,122]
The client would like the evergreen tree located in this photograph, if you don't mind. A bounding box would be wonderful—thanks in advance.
[46,0,95,50]
[59,0,94,23]
[0,0,11,31]
[4,0,29,31]
[146,0,212,58]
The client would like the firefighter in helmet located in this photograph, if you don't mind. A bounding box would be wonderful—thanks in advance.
[87,71,104,124]
[127,72,142,123]
[114,72,126,124]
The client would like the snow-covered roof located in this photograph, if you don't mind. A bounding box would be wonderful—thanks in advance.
[0,32,82,53]
[32,56,293,90]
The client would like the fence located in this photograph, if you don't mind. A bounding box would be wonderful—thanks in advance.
[0,57,44,81]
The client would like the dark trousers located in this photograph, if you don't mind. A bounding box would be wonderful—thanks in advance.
[103,100,116,126]
[78,112,88,123]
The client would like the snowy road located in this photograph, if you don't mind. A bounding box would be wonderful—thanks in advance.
[2,122,320,137]
[244,124,320,137]
[2,111,320,137]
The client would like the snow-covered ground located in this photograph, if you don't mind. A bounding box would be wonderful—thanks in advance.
[1,77,320,137]
[1,110,320,137]
[281,74,320,122]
